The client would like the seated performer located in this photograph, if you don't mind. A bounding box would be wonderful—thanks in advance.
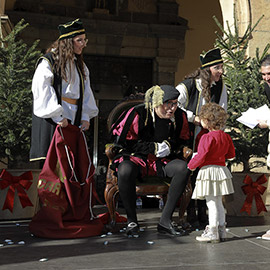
[110,85,191,237]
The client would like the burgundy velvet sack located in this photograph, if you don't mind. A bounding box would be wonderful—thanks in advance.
[29,125,104,238]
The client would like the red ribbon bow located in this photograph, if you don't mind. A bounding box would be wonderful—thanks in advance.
[240,174,267,215]
[0,169,33,212]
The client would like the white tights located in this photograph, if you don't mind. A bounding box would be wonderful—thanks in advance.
[205,195,225,227]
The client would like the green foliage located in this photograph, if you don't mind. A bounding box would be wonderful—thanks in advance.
[0,19,41,166]
[214,14,270,171]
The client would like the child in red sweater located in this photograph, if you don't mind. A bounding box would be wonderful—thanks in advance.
[188,103,235,243]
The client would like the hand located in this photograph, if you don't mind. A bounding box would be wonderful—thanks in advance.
[188,166,196,172]
[57,118,68,128]
[193,115,201,126]
[156,141,170,158]
[258,120,269,129]
[80,120,90,131]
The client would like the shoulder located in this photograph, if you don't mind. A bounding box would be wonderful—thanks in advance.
[181,78,195,88]
[36,52,54,71]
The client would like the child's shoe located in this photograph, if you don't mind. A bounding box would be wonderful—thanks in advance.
[218,223,227,242]
[196,225,220,243]
[262,230,270,240]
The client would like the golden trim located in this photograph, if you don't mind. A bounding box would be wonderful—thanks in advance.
[59,29,85,40]
[201,59,223,68]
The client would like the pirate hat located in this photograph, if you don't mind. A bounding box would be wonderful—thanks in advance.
[200,48,223,69]
[58,18,85,40]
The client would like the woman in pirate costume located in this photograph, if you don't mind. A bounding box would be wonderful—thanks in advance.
[176,48,227,228]
[30,18,98,162]
[111,85,191,237]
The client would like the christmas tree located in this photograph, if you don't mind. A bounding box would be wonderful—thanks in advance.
[0,19,41,167]
[214,14,270,171]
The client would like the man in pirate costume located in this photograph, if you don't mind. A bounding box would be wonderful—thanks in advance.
[30,18,98,163]
[111,85,191,237]
[176,48,227,228]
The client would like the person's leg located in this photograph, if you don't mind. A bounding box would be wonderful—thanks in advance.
[205,195,218,227]
[216,195,226,240]
[117,160,139,227]
[186,170,198,225]
[159,159,190,230]
[197,198,208,227]
[196,195,219,242]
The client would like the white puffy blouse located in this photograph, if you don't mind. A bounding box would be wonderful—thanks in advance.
[32,58,98,125]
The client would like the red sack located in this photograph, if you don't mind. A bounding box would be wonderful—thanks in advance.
[29,125,104,238]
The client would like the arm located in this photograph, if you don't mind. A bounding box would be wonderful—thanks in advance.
[225,135,236,160]
[32,59,64,123]
[80,64,99,131]
[187,135,211,170]
[81,64,99,122]
[219,82,227,111]
[176,83,196,123]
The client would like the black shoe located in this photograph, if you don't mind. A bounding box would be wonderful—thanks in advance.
[157,223,187,236]
[126,222,139,237]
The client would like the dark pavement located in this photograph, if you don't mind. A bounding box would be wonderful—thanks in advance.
[1,206,270,270]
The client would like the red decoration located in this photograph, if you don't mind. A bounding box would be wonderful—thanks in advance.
[0,169,33,212]
[240,174,268,215]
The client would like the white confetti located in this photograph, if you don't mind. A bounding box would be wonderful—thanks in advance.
[103,241,109,245]
[100,234,107,238]
[107,232,112,235]
[147,241,154,245]
[5,239,12,243]
[18,241,25,245]
[39,258,48,262]
[7,242,14,245]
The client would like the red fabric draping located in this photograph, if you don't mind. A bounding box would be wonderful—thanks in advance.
[0,170,33,212]
[240,174,268,215]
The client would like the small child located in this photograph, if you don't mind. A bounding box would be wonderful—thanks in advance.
[187,103,235,243]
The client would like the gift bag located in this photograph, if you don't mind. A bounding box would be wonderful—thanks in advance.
[29,125,104,238]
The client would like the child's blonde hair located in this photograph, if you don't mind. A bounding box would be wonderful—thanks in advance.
[199,102,228,130]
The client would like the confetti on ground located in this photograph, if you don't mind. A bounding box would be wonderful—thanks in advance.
[147,241,154,245]
[18,241,25,245]
[100,234,107,238]
[39,258,48,262]
[103,241,109,245]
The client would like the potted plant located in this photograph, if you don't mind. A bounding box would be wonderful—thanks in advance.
[213,14,270,216]
[0,19,41,169]
[0,19,41,219]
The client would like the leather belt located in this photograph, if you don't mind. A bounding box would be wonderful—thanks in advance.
[62,97,78,105]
